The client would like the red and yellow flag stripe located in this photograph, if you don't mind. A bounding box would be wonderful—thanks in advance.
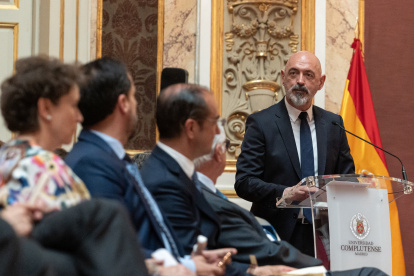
[340,38,405,275]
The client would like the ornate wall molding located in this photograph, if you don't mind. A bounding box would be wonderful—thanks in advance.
[211,0,315,171]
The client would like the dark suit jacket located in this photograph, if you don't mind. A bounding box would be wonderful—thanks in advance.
[201,186,322,268]
[0,217,76,276]
[65,130,184,258]
[235,99,355,242]
[0,199,149,276]
[140,145,221,254]
[141,146,251,275]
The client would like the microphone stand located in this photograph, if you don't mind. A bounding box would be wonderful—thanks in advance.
[332,121,410,193]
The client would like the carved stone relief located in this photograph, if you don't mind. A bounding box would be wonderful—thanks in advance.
[221,0,302,160]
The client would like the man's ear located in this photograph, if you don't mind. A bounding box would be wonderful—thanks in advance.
[318,74,326,90]
[37,98,53,121]
[117,94,129,114]
[281,69,286,83]
[184,118,197,139]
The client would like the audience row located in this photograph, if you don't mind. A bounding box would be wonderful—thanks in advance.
[0,56,387,276]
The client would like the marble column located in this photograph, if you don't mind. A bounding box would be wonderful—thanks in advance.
[325,0,359,114]
[163,0,197,83]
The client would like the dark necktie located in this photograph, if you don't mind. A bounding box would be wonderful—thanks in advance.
[299,112,314,223]
[123,155,181,258]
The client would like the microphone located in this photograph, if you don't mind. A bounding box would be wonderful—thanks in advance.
[332,121,408,181]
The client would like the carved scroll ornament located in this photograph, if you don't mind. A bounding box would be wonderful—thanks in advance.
[221,0,301,160]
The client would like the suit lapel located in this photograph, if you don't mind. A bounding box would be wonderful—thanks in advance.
[152,146,220,227]
[192,180,221,227]
[78,130,120,159]
[202,187,264,234]
[274,100,301,179]
[79,131,170,250]
[203,186,253,223]
[80,130,143,190]
[314,107,327,175]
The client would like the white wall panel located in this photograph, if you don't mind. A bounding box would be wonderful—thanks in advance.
[0,0,17,8]
[48,0,61,58]
[0,0,33,142]
[0,27,15,78]
[63,0,77,63]
[78,0,92,63]
[0,26,15,143]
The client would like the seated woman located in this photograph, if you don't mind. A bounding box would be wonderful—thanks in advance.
[0,56,89,208]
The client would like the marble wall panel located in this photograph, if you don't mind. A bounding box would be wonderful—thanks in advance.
[163,0,197,83]
[90,0,97,61]
[325,0,359,114]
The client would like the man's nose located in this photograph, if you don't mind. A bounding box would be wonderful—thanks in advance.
[215,123,220,134]
[297,73,305,86]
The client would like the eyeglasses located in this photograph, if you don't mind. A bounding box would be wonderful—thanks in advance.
[206,117,226,127]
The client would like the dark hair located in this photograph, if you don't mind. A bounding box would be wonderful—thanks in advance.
[54,148,68,159]
[1,56,79,133]
[156,84,210,139]
[79,58,131,127]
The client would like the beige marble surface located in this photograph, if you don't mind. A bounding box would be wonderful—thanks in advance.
[325,0,359,114]
[90,0,97,60]
[163,0,197,82]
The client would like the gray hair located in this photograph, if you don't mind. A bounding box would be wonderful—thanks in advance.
[194,124,226,168]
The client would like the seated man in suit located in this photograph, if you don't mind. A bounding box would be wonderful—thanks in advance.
[194,125,321,269]
[141,83,298,276]
[66,57,229,276]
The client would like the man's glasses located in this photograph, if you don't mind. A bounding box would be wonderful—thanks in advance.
[206,117,226,127]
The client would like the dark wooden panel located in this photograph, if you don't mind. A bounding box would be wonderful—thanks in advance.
[365,0,414,272]
[102,0,158,150]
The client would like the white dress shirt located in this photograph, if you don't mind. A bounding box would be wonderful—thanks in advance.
[284,97,318,176]
[196,172,216,193]
[157,141,195,179]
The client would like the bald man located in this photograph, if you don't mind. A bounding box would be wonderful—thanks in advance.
[235,51,355,257]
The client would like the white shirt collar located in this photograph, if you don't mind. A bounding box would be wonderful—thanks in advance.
[89,129,125,160]
[157,141,195,179]
[196,172,216,193]
[284,97,313,123]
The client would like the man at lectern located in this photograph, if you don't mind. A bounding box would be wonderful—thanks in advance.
[235,51,355,257]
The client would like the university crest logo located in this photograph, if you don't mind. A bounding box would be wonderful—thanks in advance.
[350,213,370,240]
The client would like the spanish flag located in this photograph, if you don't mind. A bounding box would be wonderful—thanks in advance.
[340,38,405,275]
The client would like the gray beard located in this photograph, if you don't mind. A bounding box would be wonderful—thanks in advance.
[287,90,310,107]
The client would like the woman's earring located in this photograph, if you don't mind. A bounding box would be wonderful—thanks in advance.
[46,115,52,121]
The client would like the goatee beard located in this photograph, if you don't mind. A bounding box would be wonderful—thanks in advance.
[286,85,311,107]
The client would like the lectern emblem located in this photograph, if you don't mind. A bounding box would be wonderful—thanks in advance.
[357,219,364,234]
[350,213,370,240]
